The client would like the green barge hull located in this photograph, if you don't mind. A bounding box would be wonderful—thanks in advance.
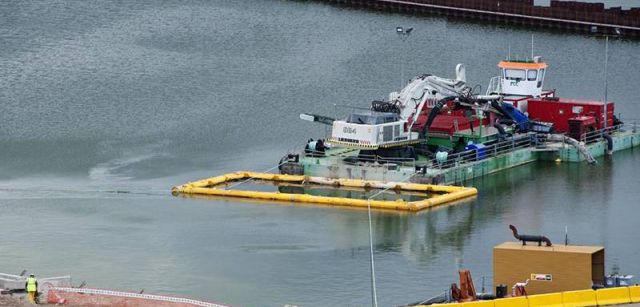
[292,128,640,185]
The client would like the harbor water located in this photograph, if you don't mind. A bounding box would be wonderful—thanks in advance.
[1,1,639,306]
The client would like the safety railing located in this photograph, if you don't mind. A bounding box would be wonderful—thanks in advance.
[50,287,229,307]
[344,152,417,167]
[485,76,502,95]
[303,148,417,169]
[579,123,633,144]
[430,135,535,170]
[304,135,536,172]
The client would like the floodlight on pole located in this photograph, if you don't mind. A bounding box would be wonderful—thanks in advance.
[396,27,413,87]
[396,27,413,41]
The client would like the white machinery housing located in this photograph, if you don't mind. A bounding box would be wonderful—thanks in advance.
[330,112,418,149]
[329,64,469,149]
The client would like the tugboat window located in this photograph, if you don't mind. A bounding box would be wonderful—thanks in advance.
[505,69,526,80]
[527,69,538,81]
[537,69,545,88]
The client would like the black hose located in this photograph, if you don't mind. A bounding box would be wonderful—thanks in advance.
[420,96,456,139]
[489,100,513,122]
[493,123,508,136]
[371,100,401,114]
[602,133,613,152]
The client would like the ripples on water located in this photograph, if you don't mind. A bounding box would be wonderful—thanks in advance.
[0,1,639,306]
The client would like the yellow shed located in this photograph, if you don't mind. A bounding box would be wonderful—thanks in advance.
[493,242,604,295]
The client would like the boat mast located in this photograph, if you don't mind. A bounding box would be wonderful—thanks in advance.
[531,34,534,60]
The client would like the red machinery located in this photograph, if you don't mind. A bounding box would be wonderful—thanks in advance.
[527,97,614,133]
[451,270,478,302]
[411,101,490,136]
[568,116,597,140]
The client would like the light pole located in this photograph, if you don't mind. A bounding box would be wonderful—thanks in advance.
[603,35,609,130]
[396,26,413,88]
[603,28,620,131]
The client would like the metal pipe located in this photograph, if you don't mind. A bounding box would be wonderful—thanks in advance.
[509,225,552,247]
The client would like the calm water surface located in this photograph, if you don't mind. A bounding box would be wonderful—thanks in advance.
[1,1,639,306]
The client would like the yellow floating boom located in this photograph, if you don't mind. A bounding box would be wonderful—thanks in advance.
[412,285,640,307]
[171,172,477,212]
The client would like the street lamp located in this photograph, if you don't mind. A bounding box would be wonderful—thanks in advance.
[396,27,413,87]
[603,35,609,130]
[603,28,621,131]
[396,26,413,39]
[602,28,620,131]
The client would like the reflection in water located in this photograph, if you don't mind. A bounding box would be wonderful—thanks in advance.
[224,180,436,202]
[372,162,541,266]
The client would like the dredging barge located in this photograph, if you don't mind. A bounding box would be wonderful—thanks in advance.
[280,56,640,185]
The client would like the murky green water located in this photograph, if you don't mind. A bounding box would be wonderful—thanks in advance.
[1,1,639,306]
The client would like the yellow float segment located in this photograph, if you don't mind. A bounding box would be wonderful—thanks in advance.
[456,301,495,307]
[561,289,597,307]
[409,286,638,307]
[172,172,477,212]
[596,287,631,306]
[527,292,564,307]
[630,285,640,303]
[493,296,528,307]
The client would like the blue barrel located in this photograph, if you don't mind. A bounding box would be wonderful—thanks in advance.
[465,143,487,160]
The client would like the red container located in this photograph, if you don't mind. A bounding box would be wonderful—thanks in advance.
[567,116,596,140]
[412,106,489,136]
[527,98,615,133]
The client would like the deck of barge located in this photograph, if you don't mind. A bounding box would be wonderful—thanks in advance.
[295,126,640,185]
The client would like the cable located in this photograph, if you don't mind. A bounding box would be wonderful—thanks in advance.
[224,159,291,190]
[365,170,421,307]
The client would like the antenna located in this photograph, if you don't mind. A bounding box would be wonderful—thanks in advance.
[482,276,486,293]
[531,34,534,59]
[508,44,511,61]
